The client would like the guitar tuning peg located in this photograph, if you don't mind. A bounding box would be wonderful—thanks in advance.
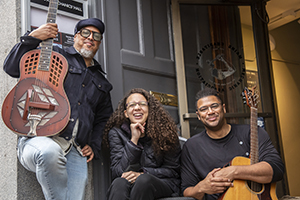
[243,101,247,104]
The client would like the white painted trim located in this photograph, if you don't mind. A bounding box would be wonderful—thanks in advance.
[171,0,190,138]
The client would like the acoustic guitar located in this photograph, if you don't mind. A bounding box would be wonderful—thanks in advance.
[1,0,70,137]
[218,87,278,200]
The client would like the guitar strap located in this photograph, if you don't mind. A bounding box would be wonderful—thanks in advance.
[71,119,84,156]
[52,119,83,156]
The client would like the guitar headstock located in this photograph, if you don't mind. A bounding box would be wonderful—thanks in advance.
[242,86,259,109]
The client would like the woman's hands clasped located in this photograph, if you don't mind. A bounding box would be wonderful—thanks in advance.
[122,171,143,184]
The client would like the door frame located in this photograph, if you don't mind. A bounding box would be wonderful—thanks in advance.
[171,0,255,139]
[171,0,275,137]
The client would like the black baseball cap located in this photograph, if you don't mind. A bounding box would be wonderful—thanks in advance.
[74,18,105,35]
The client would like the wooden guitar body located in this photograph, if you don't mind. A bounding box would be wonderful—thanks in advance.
[1,49,70,136]
[1,0,70,137]
[218,156,278,200]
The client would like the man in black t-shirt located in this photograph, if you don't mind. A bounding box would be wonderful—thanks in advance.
[181,88,284,200]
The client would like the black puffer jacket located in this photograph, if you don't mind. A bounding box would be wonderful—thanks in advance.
[108,123,181,195]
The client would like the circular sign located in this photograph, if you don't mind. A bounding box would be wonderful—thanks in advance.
[196,42,246,92]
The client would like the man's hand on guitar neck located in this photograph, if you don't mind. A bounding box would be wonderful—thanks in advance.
[29,23,58,41]
[183,168,233,200]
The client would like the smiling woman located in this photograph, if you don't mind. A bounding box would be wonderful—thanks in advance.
[124,94,149,121]
[102,88,181,200]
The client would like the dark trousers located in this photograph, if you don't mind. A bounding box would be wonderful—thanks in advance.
[107,174,173,200]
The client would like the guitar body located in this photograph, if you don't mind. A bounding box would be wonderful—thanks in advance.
[2,49,70,136]
[218,156,278,200]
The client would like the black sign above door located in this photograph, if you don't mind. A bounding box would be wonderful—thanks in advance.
[31,0,84,16]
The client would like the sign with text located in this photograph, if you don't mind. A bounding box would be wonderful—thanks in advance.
[31,0,84,16]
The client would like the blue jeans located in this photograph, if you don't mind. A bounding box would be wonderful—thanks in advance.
[17,137,88,200]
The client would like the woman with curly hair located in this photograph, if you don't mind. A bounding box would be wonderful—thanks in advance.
[104,88,181,200]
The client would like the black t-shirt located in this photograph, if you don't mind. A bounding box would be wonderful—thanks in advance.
[181,124,284,200]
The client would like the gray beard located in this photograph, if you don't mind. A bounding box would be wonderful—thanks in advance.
[80,48,94,58]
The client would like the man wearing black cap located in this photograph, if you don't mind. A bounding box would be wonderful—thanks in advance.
[3,18,112,200]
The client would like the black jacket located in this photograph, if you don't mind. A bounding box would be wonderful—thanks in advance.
[3,34,113,159]
[108,123,181,195]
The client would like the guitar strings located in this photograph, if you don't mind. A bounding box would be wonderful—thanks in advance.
[32,0,58,132]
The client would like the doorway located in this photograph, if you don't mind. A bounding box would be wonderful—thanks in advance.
[171,0,287,196]
[172,2,263,137]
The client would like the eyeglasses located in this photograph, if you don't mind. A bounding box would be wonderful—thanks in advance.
[78,29,103,41]
[197,103,220,113]
[126,101,148,109]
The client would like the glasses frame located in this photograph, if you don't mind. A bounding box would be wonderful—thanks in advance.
[197,103,221,113]
[78,28,103,41]
[126,101,148,109]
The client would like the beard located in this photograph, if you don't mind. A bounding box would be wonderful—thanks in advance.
[80,48,94,58]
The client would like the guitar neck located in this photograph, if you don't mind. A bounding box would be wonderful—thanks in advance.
[39,0,59,71]
[250,107,258,165]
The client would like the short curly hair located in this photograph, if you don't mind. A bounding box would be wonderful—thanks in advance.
[195,88,223,107]
[103,88,179,155]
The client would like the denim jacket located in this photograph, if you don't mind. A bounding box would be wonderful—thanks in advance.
[3,34,113,159]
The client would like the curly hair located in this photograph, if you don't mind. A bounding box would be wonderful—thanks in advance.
[195,88,223,107]
[103,88,179,155]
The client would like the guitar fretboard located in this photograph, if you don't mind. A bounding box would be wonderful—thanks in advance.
[250,106,258,165]
[39,0,59,71]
